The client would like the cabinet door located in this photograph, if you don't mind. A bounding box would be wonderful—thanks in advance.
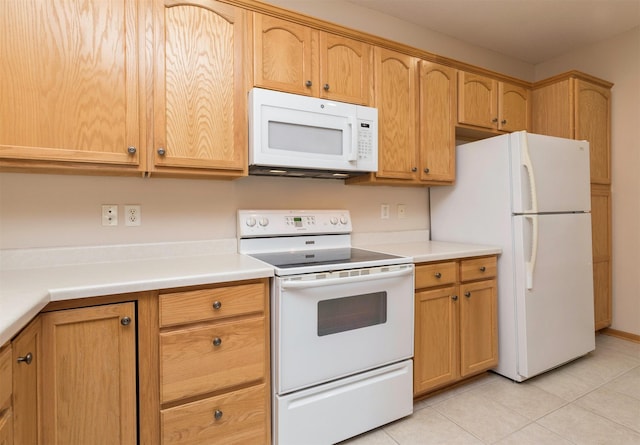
[0,344,13,445]
[498,82,531,132]
[575,79,611,184]
[414,286,459,395]
[152,0,247,176]
[459,280,498,377]
[457,72,498,129]
[41,303,136,445]
[0,0,142,170]
[253,14,317,96]
[12,317,42,445]
[591,184,612,330]
[418,61,456,183]
[531,78,572,138]
[374,47,419,180]
[319,33,372,105]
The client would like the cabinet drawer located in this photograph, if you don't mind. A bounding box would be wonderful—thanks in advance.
[460,256,497,282]
[161,383,267,445]
[160,282,265,327]
[415,262,457,288]
[161,317,266,403]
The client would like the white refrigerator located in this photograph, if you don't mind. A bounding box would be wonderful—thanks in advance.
[430,131,595,382]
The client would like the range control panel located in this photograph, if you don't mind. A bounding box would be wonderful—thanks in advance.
[238,210,351,237]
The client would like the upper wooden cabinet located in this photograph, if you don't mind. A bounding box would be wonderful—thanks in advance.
[532,72,612,184]
[253,14,373,105]
[458,72,530,133]
[150,0,249,178]
[418,61,456,183]
[0,0,144,173]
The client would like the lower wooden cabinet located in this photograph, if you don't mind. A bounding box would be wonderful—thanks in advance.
[0,343,13,445]
[591,184,612,330]
[40,303,137,445]
[414,256,498,397]
[158,279,270,445]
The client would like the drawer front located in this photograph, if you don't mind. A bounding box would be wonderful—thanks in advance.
[460,256,497,282]
[161,317,266,403]
[160,282,266,327]
[161,383,267,445]
[415,261,457,289]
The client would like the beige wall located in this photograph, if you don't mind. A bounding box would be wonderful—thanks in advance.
[535,27,640,335]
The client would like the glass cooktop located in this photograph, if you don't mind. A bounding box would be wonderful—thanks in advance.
[249,247,403,270]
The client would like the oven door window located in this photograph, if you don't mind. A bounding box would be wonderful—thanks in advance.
[318,291,387,336]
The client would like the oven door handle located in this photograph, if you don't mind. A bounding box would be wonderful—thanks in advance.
[280,266,413,289]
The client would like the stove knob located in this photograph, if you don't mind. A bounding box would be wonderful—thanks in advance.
[330,217,338,225]
[339,215,348,225]
[259,217,269,227]
[246,217,256,227]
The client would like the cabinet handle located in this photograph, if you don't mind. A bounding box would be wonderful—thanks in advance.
[127,146,137,155]
[452,295,458,301]
[305,80,312,87]
[434,272,442,278]
[212,301,222,310]
[323,83,330,91]
[157,147,166,156]
[424,168,430,174]
[121,316,131,326]
[501,119,507,125]
[492,118,498,123]
[214,409,223,420]
[213,337,222,347]
[411,167,418,172]
[480,266,486,272]
[465,292,471,298]
[17,352,33,365]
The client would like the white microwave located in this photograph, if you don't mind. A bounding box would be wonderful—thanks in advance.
[248,88,378,179]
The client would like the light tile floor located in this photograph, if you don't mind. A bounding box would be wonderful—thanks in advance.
[340,334,640,444]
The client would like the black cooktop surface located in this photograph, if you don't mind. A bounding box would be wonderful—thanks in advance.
[249,247,402,270]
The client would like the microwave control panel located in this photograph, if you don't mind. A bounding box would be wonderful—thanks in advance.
[358,121,374,161]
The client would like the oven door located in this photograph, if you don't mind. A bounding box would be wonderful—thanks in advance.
[273,264,414,394]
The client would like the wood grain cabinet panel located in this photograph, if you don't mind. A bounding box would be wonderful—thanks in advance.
[151,0,248,177]
[414,256,498,397]
[40,303,137,445]
[0,344,13,445]
[0,0,143,172]
[591,184,612,330]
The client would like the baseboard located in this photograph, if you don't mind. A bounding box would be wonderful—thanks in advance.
[600,328,640,343]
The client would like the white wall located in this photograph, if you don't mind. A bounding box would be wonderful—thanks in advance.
[535,26,640,336]
[0,173,428,249]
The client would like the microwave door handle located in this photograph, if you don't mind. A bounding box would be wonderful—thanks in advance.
[348,117,358,162]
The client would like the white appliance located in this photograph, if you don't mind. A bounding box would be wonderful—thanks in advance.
[238,210,414,445]
[430,131,595,382]
[248,88,378,178]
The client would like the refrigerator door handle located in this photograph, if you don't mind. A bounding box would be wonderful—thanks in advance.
[525,214,539,289]
[521,134,539,213]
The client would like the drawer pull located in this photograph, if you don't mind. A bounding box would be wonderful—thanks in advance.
[212,337,222,347]
[17,352,33,365]
[214,409,223,420]
[465,292,471,298]
[479,266,486,272]
[212,301,222,310]
[434,272,442,279]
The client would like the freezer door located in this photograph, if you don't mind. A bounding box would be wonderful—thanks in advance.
[510,132,591,214]
[512,212,595,379]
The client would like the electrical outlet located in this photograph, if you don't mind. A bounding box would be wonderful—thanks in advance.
[397,204,406,219]
[381,204,390,219]
[102,205,118,226]
[124,205,141,226]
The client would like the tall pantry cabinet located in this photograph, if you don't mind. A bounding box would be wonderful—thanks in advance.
[532,71,613,330]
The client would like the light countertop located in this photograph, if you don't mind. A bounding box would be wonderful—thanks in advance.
[0,236,500,346]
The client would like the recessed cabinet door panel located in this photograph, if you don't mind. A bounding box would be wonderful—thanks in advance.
[0,0,140,167]
[153,1,247,174]
[499,82,531,132]
[458,72,498,129]
[320,33,372,105]
[374,47,419,180]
